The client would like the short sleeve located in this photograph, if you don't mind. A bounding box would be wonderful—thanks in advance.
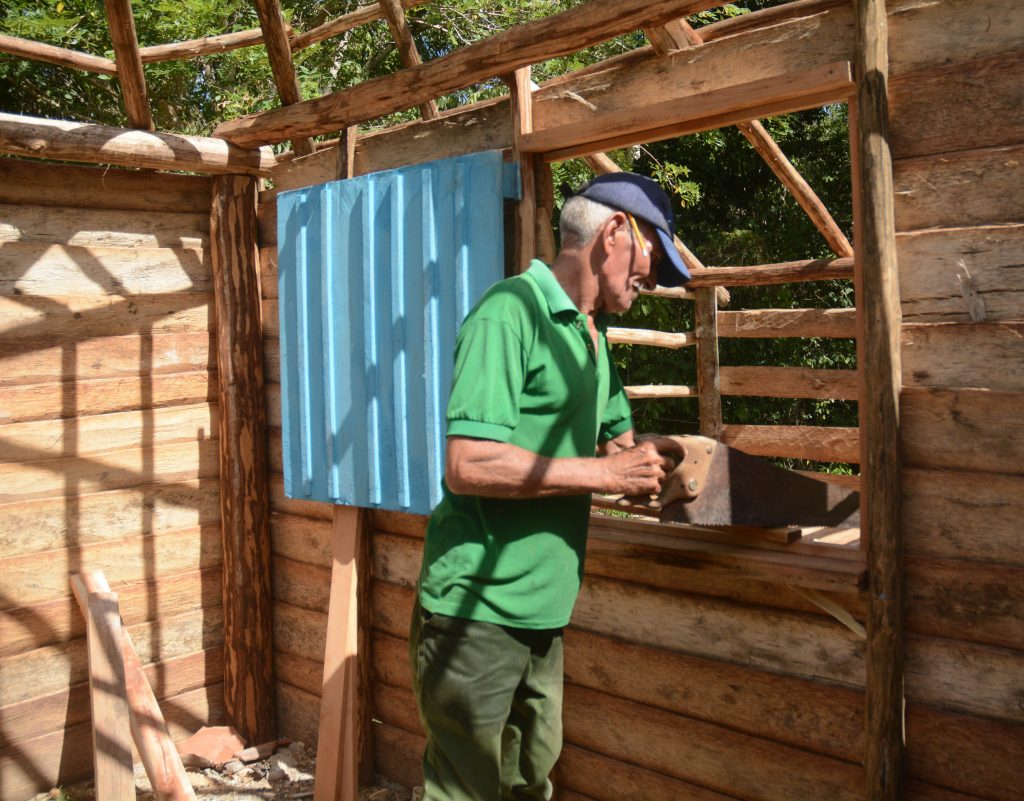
[446,319,527,442]
[599,356,634,441]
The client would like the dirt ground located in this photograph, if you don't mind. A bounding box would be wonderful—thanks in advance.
[32,742,416,801]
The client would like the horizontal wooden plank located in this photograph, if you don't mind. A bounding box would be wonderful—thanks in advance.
[275,680,321,749]
[901,387,1024,475]
[371,508,427,539]
[686,258,853,288]
[897,224,1024,323]
[270,510,333,568]
[906,557,1024,652]
[0,370,215,424]
[373,527,865,621]
[0,645,222,748]
[262,296,279,336]
[526,61,854,161]
[889,49,1024,161]
[0,682,225,801]
[901,321,1024,392]
[722,424,860,463]
[374,624,863,763]
[267,384,282,427]
[373,722,424,793]
[562,684,863,801]
[906,635,1024,723]
[0,524,222,609]
[269,472,333,520]
[373,577,866,687]
[273,554,332,613]
[0,241,212,296]
[0,203,208,250]
[0,565,222,658]
[720,365,858,400]
[0,605,223,707]
[259,245,277,298]
[273,600,328,664]
[902,468,1024,566]
[0,330,215,388]
[0,478,220,559]
[264,336,281,386]
[0,293,213,341]
[624,384,697,399]
[905,701,1024,800]
[558,743,741,801]
[718,307,856,339]
[274,650,323,698]
[894,143,1024,231]
[607,326,694,349]
[0,402,217,462]
[0,159,212,214]
[0,437,220,504]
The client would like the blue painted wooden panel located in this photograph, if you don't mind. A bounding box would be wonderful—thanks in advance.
[277,150,517,513]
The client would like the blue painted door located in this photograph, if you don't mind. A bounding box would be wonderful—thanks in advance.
[276,150,518,513]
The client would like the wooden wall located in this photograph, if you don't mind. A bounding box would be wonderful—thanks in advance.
[0,160,226,800]
[257,1,1023,799]
[887,0,1024,796]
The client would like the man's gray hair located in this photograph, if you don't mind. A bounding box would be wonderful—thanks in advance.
[559,194,618,247]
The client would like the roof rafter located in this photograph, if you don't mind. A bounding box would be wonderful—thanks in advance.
[379,0,439,120]
[253,0,315,156]
[0,33,118,76]
[103,0,153,130]
[212,0,724,147]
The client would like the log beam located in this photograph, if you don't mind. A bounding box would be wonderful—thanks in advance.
[686,257,854,288]
[0,33,117,75]
[644,18,702,54]
[210,174,275,743]
[213,0,722,146]
[140,27,278,64]
[379,0,438,120]
[291,0,432,52]
[509,67,536,273]
[253,0,315,156]
[854,0,904,797]
[526,61,854,161]
[103,0,153,130]
[695,287,722,439]
[0,111,276,176]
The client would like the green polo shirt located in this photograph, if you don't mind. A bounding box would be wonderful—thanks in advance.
[418,260,633,629]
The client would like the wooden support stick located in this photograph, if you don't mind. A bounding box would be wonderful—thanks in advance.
[379,0,438,120]
[291,0,432,52]
[608,327,694,348]
[315,507,368,801]
[853,0,904,796]
[685,257,854,288]
[140,27,273,63]
[69,580,135,801]
[510,67,537,274]
[211,174,275,744]
[644,18,701,54]
[737,120,853,257]
[72,572,198,801]
[253,0,315,156]
[0,111,276,176]
[0,33,118,75]
[695,287,722,439]
[535,158,557,265]
[103,0,153,130]
[213,0,722,146]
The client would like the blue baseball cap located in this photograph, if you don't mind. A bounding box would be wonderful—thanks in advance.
[572,172,692,287]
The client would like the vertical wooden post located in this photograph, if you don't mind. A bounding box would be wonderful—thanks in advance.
[853,0,904,798]
[210,174,275,744]
[509,66,537,274]
[315,507,368,801]
[535,159,557,265]
[695,287,722,439]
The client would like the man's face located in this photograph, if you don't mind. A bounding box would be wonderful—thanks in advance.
[599,213,661,314]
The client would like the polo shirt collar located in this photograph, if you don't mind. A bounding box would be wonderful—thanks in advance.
[525,259,613,330]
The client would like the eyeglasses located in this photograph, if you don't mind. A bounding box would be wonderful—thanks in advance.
[627,213,659,266]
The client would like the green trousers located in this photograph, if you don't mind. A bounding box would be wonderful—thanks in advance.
[409,601,564,801]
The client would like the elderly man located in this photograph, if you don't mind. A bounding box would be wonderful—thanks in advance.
[410,172,691,801]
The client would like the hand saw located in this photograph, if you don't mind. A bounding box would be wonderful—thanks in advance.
[623,435,860,529]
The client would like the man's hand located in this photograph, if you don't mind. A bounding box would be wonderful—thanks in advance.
[600,440,680,497]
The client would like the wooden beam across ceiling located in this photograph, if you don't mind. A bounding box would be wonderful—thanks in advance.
[0,111,277,176]
[0,33,118,76]
[103,0,154,130]
[253,0,315,156]
[213,0,724,147]
[291,0,432,51]
[379,0,439,120]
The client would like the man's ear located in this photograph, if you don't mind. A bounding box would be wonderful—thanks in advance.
[600,212,628,254]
